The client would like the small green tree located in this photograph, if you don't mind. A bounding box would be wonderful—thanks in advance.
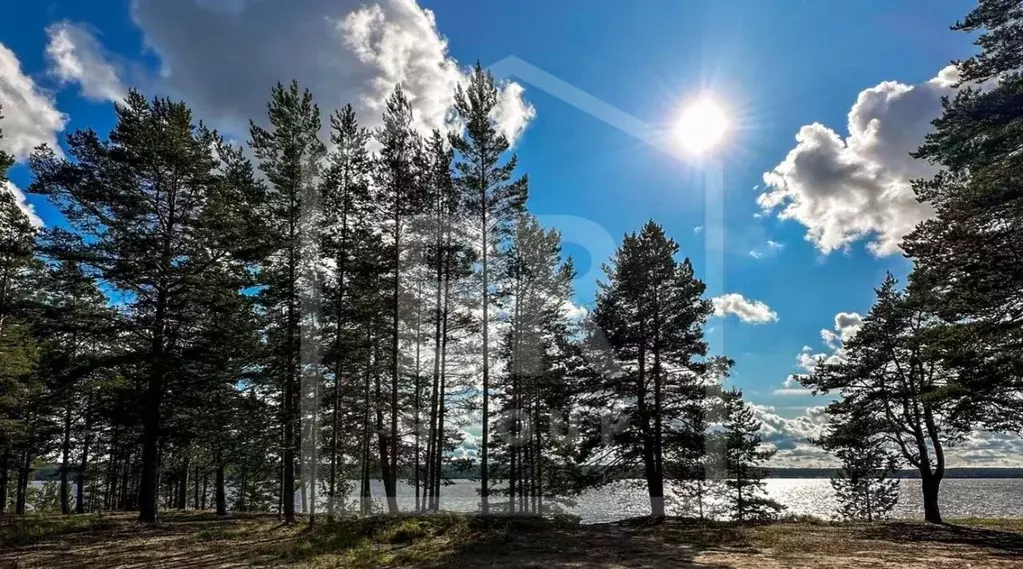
[815,406,900,522]
[721,389,782,522]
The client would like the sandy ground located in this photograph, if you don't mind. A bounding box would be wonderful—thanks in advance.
[1,512,1022,568]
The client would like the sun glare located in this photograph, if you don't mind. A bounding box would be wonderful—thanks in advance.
[674,96,729,155]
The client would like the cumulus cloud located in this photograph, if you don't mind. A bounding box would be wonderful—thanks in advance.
[130,0,534,141]
[821,311,863,350]
[773,346,828,397]
[757,67,964,256]
[773,312,862,396]
[0,42,67,161]
[756,404,1023,467]
[45,22,127,105]
[754,405,831,466]
[711,293,778,324]
[3,181,43,227]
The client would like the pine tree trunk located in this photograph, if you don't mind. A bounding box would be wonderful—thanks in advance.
[376,341,397,513]
[637,321,663,518]
[0,447,10,514]
[432,248,452,512]
[328,369,341,522]
[388,219,401,515]
[138,371,163,522]
[650,302,665,520]
[480,206,490,516]
[16,450,30,515]
[176,454,189,510]
[299,461,308,515]
[922,474,942,524]
[360,337,373,515]
[215,459,227,517]
[60,401,73,515]
[201,471,208,510]
[509,268,521,515]
[533,390,543,515]
[76,392,93,515]
[282,205,300,525]
[413,278,423,512]
[424,193,444,512]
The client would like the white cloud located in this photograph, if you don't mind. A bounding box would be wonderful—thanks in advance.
[0,42,67,161]
[773,347,826,397]
[773,312,862,397]
[821,311,863,350]
[756,404,1023,467]
[693,225,703,235]
[130,0,534,142]
[3,181,43,227]
[711,293,778,324]
[757,67,964,256]
[754,405,831,466]
[748,239,783,260]
[45,22,127,105]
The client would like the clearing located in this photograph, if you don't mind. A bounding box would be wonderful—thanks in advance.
[1,512,1022,568]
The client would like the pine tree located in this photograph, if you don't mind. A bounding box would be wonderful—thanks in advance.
[31,92,262,523]
[32,240,111,515]
[580,221,717,519]
[451,64,529,513]
[815,405,900,522]
[0,103,42,514]
[249,81,326,524]
[903,0,1023,432]
[800,272,963,524]
[321,103,372,522]
[720,388,782,523]
[493,214,578,514]
[373,85,427,514]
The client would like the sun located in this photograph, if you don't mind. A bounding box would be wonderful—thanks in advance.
[674,96,729,155]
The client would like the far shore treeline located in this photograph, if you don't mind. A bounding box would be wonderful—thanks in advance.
[1,0,1022,528]
[23,465,1023,482]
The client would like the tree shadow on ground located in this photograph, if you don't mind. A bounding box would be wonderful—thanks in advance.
[857,521,1023,558]
[420,516,751,569]
[0,512,293,569]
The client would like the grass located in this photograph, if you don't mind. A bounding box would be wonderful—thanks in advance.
[1,512,1022,568]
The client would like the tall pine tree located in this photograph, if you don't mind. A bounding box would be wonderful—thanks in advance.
[31,92,262,523]
[581,221,717,518]
[249,81,326,524]
[450,64,528,514]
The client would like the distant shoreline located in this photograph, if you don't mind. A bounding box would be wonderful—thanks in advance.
[29,465,1023,482]
[764,467,1023,479]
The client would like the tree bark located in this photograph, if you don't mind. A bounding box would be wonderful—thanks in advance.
[480,204,490,516]
[376,341,398,513]
[16,450,30,515]
[0,447,10,514]
[76,391,94,514]
[389,215,401,515]
[215,456,227,517]
[60,401,73,515]
[922,474,943,524]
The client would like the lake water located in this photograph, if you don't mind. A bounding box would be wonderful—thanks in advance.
[32,478,1023,522]
[336,478,1023,523]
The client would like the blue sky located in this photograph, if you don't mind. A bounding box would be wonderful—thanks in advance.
[5,0,1018,465]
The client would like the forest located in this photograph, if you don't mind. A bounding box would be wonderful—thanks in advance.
[1,0,1022,534]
